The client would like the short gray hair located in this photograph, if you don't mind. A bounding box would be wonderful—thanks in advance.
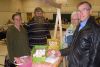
[71,11,79,18]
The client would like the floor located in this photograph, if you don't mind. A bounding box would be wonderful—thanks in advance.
[0,40,7,67]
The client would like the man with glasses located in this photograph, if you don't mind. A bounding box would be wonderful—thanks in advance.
[48,1,100,67]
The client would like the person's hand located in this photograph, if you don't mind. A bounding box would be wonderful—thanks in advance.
[14,57,23,65]
[47,50,61,57]
[47,49,53,56]
[14,57,20,63]
[54,50,61,57]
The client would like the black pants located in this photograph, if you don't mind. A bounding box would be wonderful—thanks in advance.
[4,56,16,67]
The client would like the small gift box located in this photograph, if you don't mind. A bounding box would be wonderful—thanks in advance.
[31,45,48,63]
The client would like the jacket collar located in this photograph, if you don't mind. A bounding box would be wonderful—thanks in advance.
[72,16,95,43]
[79,16,95,32]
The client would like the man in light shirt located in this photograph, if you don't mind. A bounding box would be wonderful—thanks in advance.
[48,1,100,67]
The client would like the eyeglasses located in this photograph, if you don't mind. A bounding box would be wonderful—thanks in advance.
[71,19,79,20]
[78,8,90,12]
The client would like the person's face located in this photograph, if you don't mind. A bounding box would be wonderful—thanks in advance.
[13,15,22,26]
[35,11,43,17]
[71,13,80,26]
[78,3,91,21]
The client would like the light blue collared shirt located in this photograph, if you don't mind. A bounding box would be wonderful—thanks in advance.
[79,19,88,31]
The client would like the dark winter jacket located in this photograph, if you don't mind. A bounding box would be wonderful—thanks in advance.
[60,16,100,67]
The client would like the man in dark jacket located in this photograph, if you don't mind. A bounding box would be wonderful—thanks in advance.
[48,1,100,67]
[94,25,100,67]
[27,7,51,49]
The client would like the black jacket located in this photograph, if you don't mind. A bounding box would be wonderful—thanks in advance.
[60,16,100,67]
[94,24,100,67]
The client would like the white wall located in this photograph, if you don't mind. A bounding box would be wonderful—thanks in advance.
[0,0,22,25]
[10,0,22,12]
[0,0,11,25]
[21,0,81,20]
[81,0,100,16]
[21,0,100,20]
[0,0,100,25]
[0,0,11,12]
[22,0,80,12]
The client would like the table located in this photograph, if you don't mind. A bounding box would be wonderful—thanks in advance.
[0,31,6,40]
[32,57,62,67]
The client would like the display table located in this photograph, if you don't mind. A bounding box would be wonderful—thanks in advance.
[32,57,62,67]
